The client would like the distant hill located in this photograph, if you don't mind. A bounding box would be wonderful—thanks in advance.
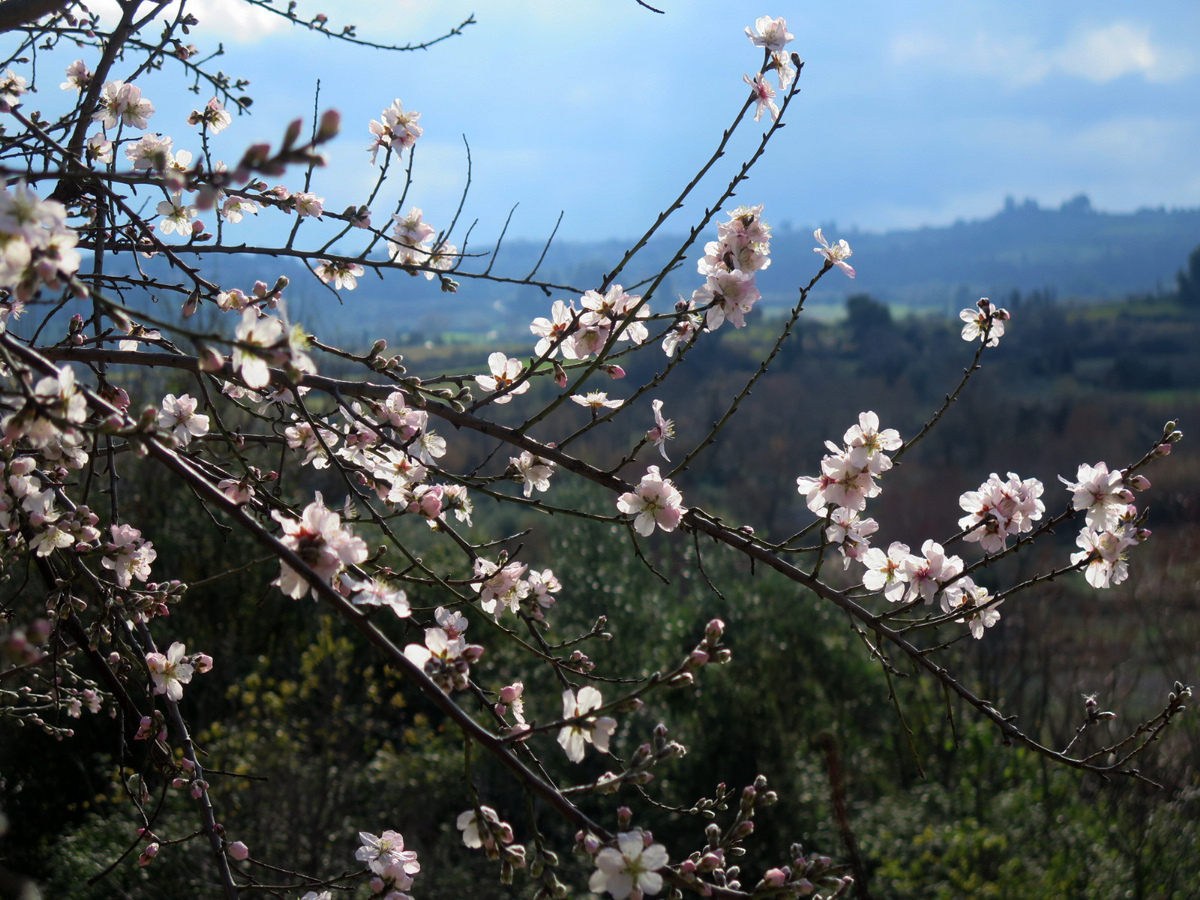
[763,194,1200,314]
[95,195,1200,344]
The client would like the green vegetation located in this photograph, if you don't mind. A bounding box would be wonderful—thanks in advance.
[4,289,1197,898]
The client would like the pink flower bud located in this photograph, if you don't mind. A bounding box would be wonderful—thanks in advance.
[762,868,788,887]
[316,109,341,141]
[138,843,159,866]
[1129,475,1151,491]
[705,619,725,641]
[192,653,213,674]
[499,683,522,704]
[603,365,625,379]
[227,841,249,861]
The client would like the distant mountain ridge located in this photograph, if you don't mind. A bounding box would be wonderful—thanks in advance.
[766,194,1200,313]
[108,196,1200,343]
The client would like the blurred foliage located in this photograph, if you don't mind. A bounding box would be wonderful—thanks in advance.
[4,293,1199,898]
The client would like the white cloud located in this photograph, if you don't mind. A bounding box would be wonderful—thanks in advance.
[88,0,288,42]
[1057,22,1190,83]
[889,20,1193,86]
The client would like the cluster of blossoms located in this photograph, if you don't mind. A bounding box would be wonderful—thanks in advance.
[403,606,485,692]
[368,98,422,163]
[472,556,561,620]
[231,303,316,388]
[356,830,420,900]
[388,206,457,280]
[0,450,98,560]
[797,411,899,525]
[528,283,650,367]
[793,414,1007,637]
[271,492,368,599]
[862,539,1000,637]
[67,64,262,234]
[0,179,82,303]
[690,205,770,335]
[743,16,797,122]
[957,471,1046,553]
[1063,460,1154,588]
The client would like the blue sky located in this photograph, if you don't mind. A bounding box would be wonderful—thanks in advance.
[85,1,1200,243]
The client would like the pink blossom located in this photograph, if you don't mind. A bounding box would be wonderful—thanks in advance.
[187,97,232,133]
[511,451,554,497]
[647,399,675,461]
[589,831,669,899]
[475,352,529,403]
[473,557,529,617]
[1059,462,1130,531]
[356,830,420,882]
[571,391,623,412]
[745,16,794,52]
[457,806,513,850]
[861,541,913,602]
[744,72,780,122]
[157,393,209,445]
[530,299,578,358]
[557,686,617,763]
[292,191,324,218]
[403,626,482,692]
[350,577,410,618]
[695,268,760,330]
[902,539,963,604]
[102,523,157,588]
[1071,526,1136,589]
[145,642,194,702]
[959,298,1010,346]
[957,472,1045,553]
[813,228,855,278]
[940,577,1002,638]
[826,508,878,568]
[616,466,685,536]
[314,259,365,290]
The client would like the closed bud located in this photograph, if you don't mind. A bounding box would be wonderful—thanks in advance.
[762,868,788,888]
[316,108,341,142]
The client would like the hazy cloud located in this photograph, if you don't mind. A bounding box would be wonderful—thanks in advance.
[890,20,1193,86]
